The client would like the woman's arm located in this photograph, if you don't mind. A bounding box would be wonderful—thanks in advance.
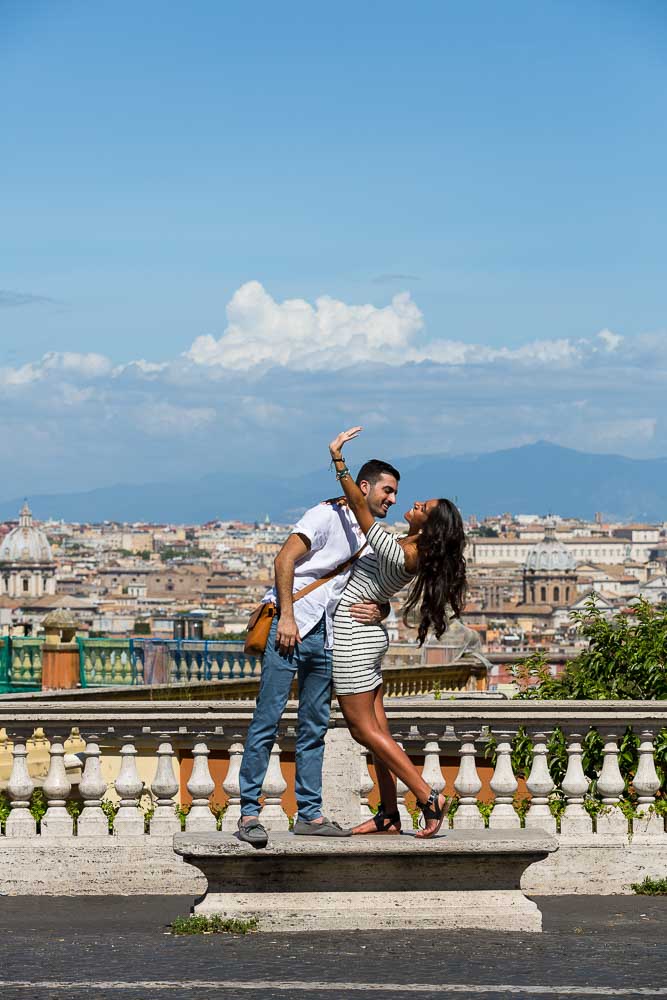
[328,426,375,535]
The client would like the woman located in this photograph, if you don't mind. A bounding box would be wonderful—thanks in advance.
[330,426,467,838]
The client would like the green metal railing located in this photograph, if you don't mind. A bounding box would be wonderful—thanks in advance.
[2,638,43,692]
[0,636,9,693]
[10,638,43,691]
[77,638,135,687]
[77,638,262,688]
[132,639,262,685]
[0,636,263,692]
[133,639,262,685]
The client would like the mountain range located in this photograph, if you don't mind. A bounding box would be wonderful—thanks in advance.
[1,442,666,524]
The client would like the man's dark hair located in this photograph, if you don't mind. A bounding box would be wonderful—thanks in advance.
[356,458,400,487]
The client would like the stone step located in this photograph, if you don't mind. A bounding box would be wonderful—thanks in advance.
[174,828,558,933]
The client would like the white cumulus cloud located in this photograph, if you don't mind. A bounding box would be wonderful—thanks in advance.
[184,281,616,373]
[0,350,113,388]
[597,329,623,352]
[186,281,424,371]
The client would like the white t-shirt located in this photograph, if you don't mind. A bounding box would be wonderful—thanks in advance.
[263,501,370,649]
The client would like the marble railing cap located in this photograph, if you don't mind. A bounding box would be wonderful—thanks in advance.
[174,828,559,858]
[0,698,666,731]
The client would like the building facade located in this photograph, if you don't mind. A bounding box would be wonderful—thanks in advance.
[0,503,56,598]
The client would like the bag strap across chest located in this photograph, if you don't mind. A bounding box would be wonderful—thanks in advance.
[291,540,369,604]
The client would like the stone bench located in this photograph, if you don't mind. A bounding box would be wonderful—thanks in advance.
[173,828,558,933]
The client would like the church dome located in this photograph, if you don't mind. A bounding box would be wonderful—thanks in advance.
[0,502,53,565]
[525,520,575,573]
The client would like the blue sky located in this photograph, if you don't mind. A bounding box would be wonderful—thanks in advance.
[1,1,666,497]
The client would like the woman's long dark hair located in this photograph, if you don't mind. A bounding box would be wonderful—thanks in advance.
[402,498,467,646]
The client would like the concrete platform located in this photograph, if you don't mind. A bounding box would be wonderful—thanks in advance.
[174,828,558,933]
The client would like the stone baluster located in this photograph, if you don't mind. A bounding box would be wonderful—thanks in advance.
[6,736,36,838]
[560,730,592,836]
[633,728,663,838]
[185,741,216,831]
[421,737,446,798]
[359,748,375,820]
[261,741,289,830]
[489,730,520,829]
[392,734,414,830]
[595,729,628,837]
[78,737,110,837]
[524,729,557,835]
[114,742,145,837]
[220,741,244,832]
[149,741,180,837]
[41,735,73,837]
[452,729,484,830]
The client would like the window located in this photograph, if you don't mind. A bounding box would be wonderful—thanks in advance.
[540,586,547,602]
[22,579,29,593]
[553,586,560,602]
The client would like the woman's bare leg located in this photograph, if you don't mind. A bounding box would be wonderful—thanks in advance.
[371,686,399,811]
[338,688,445,836]
[350,686,399,834]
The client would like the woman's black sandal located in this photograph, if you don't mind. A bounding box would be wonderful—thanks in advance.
[372,802,401,834]
[417,787,447,838]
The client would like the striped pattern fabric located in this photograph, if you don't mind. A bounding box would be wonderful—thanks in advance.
[333,521,413,696]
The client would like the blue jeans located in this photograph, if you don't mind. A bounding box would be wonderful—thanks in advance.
[239,614,332,822]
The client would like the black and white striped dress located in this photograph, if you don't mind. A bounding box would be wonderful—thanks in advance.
[333,521,413,695]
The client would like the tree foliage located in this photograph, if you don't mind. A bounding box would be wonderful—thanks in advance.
[514,597,667,701]
[470,524,498,537]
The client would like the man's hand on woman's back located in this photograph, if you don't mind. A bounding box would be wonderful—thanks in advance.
[348,602,386,625]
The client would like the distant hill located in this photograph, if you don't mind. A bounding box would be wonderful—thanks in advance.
[394,442,667,522]
[1,442,666,524]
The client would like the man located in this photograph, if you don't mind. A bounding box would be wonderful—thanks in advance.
[238,459,400,846]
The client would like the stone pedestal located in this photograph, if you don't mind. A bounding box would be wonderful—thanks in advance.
[321,727,362,827]
[174,829,558,933]
[41,644,80,691]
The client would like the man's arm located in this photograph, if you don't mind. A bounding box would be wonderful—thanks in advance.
[328,428,374,534]
[274,533,310,655]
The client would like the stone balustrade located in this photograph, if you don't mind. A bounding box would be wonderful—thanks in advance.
[3,638,487,696]
[0,697,665,896]
[80,638,264,688]
[3,638,43,692]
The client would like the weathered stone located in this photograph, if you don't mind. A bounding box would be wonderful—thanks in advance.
[321,727,363,826]
[0,841,204,895]
[173,829,558,933]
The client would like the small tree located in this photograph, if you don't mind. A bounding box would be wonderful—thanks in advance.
[515,597,667,700]
[511,598,667,800]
